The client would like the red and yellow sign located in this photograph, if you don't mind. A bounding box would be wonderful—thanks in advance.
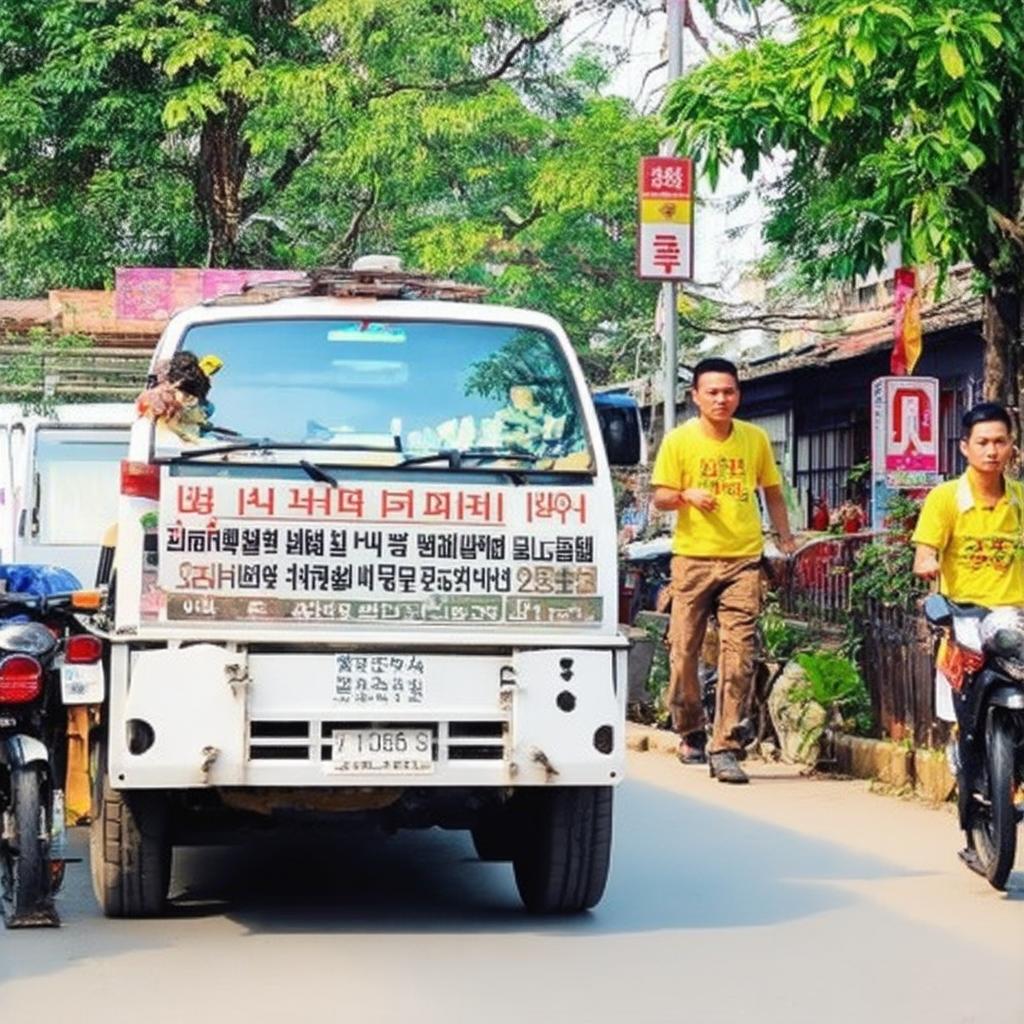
[637,156,693,280]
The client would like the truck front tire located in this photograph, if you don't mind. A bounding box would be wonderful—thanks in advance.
[512,786,613,914]
[89,743,171,918]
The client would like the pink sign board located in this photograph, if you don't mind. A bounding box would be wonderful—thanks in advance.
[870,375,941,488]
[116,268,304,319]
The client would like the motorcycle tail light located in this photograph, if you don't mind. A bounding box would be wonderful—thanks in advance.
[66,634,103,665]
[0,655,43,703]
[120,460,161,500]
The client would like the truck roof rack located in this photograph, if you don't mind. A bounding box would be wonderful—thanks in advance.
[204,266,488,307]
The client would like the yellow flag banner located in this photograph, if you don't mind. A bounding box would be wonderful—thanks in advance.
[891,267,922,375]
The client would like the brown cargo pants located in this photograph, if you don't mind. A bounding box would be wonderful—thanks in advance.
[667,555,762,753]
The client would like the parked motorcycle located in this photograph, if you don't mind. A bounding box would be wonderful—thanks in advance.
[619,535,672,624]
[924,594,1024,890]
[0,587,104,926]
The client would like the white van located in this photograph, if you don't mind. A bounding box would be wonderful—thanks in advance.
[91,266,641,917]
[0,403,134,585]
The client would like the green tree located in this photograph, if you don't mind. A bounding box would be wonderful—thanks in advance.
[666,1,1024,405]
[0,1,672,380]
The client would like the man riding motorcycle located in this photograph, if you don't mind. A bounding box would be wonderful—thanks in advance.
[911,401,1022,876]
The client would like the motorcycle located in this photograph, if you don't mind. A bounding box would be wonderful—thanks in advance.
[619,534,672,625]
[0,586,104,926]
[924,594,1024,890]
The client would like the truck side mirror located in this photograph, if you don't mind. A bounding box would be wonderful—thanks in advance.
[593,393,643,467]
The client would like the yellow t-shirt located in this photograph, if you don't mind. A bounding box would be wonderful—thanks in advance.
[652,417,782,558]
[911,472,1024,606]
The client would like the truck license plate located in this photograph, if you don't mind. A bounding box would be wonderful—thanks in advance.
[330,728,434,774]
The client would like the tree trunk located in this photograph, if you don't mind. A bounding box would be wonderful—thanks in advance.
[982,286,1021,413]
[198,98,251,268]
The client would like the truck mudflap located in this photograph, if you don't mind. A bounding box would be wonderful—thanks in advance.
[111,645,624,788]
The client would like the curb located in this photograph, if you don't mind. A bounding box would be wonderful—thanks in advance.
[627,722,956,805]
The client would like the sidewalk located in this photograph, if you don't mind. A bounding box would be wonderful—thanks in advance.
[625,733,1023,957]
[626,721,956,800]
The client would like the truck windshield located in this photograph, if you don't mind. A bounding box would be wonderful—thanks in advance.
[177,319,593,471]
[35,428,129,544]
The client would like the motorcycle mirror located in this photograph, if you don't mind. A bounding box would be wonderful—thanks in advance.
[923,592,953,628]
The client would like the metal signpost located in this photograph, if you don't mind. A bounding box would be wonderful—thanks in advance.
[640,0,688,436]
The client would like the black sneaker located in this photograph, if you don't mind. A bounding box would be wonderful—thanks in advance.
[677,730,707,764]
[709,750,749,784]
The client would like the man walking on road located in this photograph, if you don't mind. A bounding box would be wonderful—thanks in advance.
[652,358,796,784]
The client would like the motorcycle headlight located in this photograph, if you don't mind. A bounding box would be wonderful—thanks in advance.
[980,607,1024,679]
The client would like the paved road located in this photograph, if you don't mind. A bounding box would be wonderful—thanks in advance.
[2,751,1021,1023]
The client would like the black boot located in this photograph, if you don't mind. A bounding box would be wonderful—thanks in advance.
[709,750,749,784]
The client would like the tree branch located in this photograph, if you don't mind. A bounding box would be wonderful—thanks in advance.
[325,187,378,262]
[241,131,323,220]
[989,205,1024,250]
[370,11,574,101]
[501,202,543,239]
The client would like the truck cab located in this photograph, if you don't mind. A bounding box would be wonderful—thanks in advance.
[0,403,133,585]
[91,265,639,916]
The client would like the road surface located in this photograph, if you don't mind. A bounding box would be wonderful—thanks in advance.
[1,750,1020,1023]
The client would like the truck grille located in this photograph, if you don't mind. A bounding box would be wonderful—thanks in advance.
[247,719,506,763]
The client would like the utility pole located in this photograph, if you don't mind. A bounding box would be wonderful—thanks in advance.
[661,0,686,435]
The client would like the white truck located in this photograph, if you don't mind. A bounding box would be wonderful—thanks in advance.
[0,403,134,585]
[90,263,640,916]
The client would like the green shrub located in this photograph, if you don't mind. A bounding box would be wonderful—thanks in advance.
[792,650,873,735]
[758,596,812,661]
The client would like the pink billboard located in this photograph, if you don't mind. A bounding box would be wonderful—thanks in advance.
[116,268,305,320]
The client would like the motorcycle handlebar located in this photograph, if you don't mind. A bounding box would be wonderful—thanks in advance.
[0,590,75,614]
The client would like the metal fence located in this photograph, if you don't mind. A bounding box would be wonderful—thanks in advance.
[775,532,947,747]
[0,344,151,400]
[855,599,947,747]
[775,532,878,627]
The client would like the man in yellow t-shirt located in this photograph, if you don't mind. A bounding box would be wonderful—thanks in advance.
[652,358,796,784]
[912,401,1024,863]
[912,407,1024,607]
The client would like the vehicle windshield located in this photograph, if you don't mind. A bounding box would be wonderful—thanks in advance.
[35,428,129,545]
[171,318,593,471]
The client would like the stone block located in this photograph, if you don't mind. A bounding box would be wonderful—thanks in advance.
[833,734,878,779]
[914,747,956,804]
[876,741,914,789]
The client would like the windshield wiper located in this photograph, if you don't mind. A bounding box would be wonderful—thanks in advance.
[398,446,540,470]
[165,439,400,462]
[299,459,338,486]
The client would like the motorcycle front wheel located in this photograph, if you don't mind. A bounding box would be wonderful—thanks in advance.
[1,765,57,927]
[971,710,1019,891]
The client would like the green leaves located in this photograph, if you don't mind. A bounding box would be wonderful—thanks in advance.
[852,36,877,68]
[671,0,1023,297]
[939,40,965,79]
[0,0,667,382]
